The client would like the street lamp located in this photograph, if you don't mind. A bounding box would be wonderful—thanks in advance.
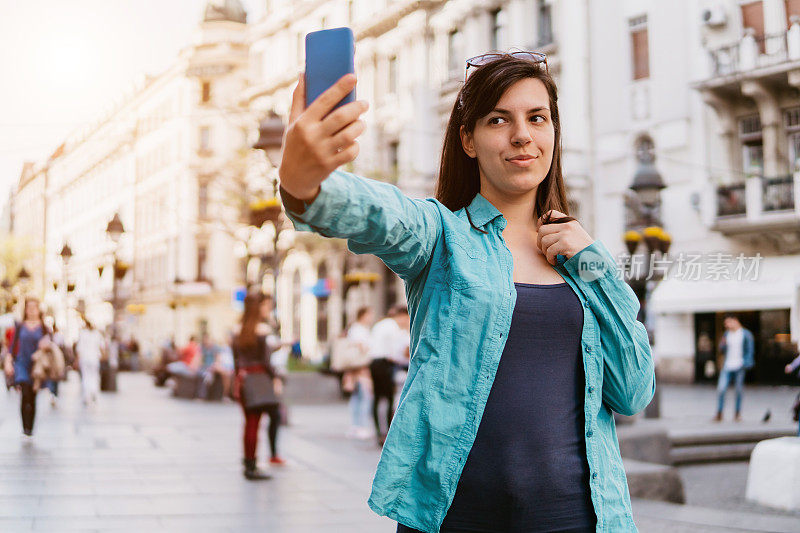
[106,212,126,339]
[623,142,670,419]
[252,111,286,331]
[59,242,73,340]
[106,213,125,244]
[253,111,285,171]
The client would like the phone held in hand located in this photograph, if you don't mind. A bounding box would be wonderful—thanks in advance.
[305,27,356,112]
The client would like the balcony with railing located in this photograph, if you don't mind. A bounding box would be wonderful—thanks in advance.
[713,173,800,244]
[695,23,800,94]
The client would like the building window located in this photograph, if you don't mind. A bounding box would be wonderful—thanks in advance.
[389,55,398,95]
[197,244,207,281]
[199,126,211,152]
[389,141,399,171]
[198,180,209,219]
[742,1,765,52]
[448,29,463,75]
[739,114,763,176]
[537,0,553,47]
[786,0,800,26]
[786,107,800,171]
[201,81,211,103]
[630,15,649,80]
[490,8,508,51]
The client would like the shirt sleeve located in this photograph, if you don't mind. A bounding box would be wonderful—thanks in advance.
[280,169,443,282]
[562,239,656,416]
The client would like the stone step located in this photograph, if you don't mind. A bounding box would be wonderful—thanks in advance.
[670,427,796,447]
[670,442,757,465]
[624,459,685,503]
[283,371,344,405]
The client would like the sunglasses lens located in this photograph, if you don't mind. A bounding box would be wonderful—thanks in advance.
[467,53,502,67]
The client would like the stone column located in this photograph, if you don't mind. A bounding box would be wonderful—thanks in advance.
[741,79,786,177]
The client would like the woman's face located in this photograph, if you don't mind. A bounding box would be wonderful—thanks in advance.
[24,301,40,321]
[460,77,555,198]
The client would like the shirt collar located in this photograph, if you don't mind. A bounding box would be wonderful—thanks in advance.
[465,192,504,228]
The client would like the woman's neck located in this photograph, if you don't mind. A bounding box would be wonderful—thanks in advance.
[479,182,539,237]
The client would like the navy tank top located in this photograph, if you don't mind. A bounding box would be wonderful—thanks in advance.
[439,281,596,532]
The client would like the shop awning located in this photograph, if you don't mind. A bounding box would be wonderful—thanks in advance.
[649,255,800,314]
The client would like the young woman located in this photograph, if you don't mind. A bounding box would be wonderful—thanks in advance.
[75,318,105,406]
[3,298,52,437]
[232,292,287,480]
[278,53,655,532]
[343,306,375,441]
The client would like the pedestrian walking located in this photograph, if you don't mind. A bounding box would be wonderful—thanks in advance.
[44,323,67,407]
[368,305,409,446]
[342,306,374,440]
[278,52,655,532]
[75,318,105,406]
[232,293,286,480]
[2,298,53,437]
[714,313,755,422]
[785,350,800,436]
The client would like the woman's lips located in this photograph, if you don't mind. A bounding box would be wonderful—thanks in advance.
[506,156,537,167]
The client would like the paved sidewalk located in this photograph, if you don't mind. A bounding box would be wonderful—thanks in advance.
[0,372,393,532]
[1,373,799,532]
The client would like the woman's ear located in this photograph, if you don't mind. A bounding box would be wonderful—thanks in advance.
[460,125,477,159]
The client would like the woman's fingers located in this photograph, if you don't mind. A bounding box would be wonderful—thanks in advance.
[326,119,365,154]
[331,141,360,167]
[305,73,358,121]
[287,73,306,125]
[320,100,369,137]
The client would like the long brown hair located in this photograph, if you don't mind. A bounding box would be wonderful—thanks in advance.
[234,292,269,349]
[435,55,571,232]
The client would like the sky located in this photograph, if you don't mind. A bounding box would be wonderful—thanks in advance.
[0,0,264,199]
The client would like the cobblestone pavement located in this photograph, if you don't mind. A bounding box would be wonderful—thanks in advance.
[0,372,798,532]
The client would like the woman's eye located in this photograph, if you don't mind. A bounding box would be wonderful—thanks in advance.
[531,115,545,123]
[488,117,506,125]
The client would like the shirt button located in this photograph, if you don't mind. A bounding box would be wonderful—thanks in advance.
[587,430,593,438]
[588,386,595,393]
[583,301,590,308]
[586,345,592,353]
[592,472,598,480]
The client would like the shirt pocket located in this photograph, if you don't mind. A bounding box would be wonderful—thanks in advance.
[443,231,487,290]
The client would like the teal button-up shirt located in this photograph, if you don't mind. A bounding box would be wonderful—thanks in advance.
[281,170,656,532]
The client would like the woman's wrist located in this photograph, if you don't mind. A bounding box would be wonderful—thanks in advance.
[280,184,321,207]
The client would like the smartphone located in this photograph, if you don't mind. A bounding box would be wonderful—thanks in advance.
[305,27,356,111]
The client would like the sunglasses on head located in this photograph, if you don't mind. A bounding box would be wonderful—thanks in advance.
[464,50,548,81]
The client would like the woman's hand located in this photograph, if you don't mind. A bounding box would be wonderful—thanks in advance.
[536,210,595,266]
[273,377,284,396]
[38,337,51,350]
[278,73,369,201]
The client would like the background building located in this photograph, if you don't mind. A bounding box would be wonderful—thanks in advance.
[13,1,253,352]
[8,0,799,378]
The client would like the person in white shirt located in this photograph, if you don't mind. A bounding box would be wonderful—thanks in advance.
[344,307,375,440]
[75,319,106,406]
[715,314,755,422]
[369,305,410,446]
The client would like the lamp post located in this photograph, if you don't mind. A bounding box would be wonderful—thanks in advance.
[59,243,73,339]
[623,141,670,418]
[252,111,286,331]
[106,213,125,339]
